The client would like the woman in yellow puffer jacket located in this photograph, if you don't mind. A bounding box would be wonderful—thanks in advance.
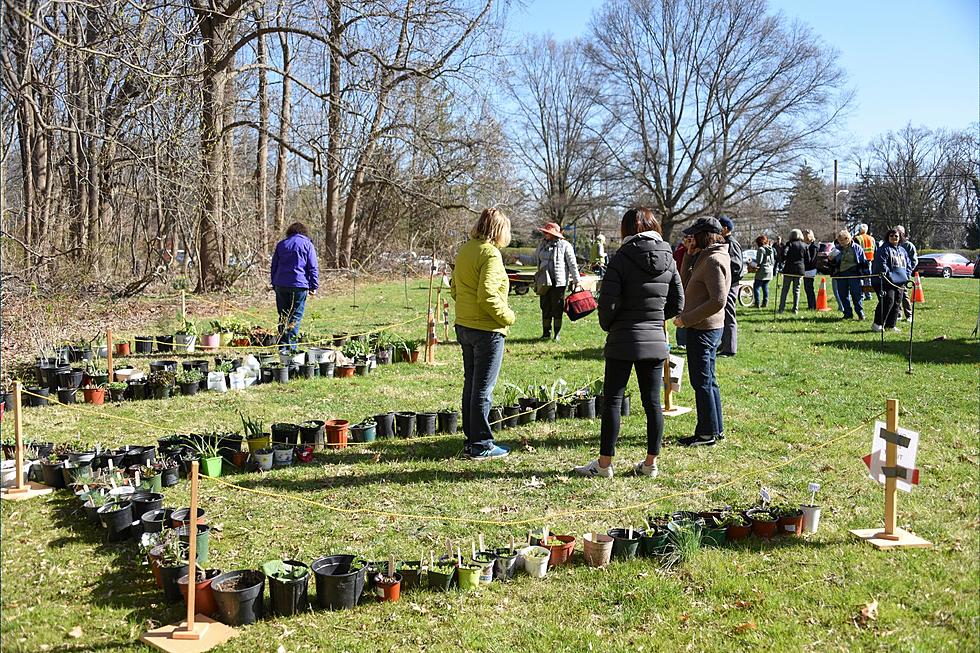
[450,208,516,459]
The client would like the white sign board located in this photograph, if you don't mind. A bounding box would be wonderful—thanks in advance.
[864,421,920,492]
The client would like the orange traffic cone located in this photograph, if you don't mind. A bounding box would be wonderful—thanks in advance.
[816,277,831,311]
[912,272,925,303]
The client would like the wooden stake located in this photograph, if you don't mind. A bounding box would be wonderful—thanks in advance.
[879,399,900,540]
[388,554,395,577]
[425,251,436,364]
[106,330,114,383]
[172,461,207,640]
[478,533,485,552]
[8,382,26,494]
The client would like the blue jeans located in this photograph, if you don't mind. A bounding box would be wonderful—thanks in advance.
[675,327,687,347]
[456,325,505,454]
[833,278,864,319]
[275,287,308,350]
[752,279,770,306]
[686,328,723,437]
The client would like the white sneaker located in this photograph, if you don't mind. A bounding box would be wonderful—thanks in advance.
[891,327,901,332]
[634,461,659,478]
[572,459,613,478]
[872,323,883,332]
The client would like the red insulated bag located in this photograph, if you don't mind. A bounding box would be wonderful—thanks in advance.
[564,288,598,321]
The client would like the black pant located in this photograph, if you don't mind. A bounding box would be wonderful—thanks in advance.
[875,286,902,328]
[804,276,816,309]
[599,358,664,457]
[540,286,565,336]
[720,286,738,355]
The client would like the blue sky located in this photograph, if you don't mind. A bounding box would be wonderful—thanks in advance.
[505,0,979,181]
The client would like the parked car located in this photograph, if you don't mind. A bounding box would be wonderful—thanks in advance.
[742,248,757,271]
[915,253,975,278]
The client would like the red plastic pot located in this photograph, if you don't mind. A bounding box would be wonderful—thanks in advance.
[115,342,131,356]
[777,512,804,535]
[295,445,314,463]
[178,569,221,617]
[542,535,576,567]
[335,366,355,378]
[378,574,401,602]
[325,419,349,449]
[82,387,106,405]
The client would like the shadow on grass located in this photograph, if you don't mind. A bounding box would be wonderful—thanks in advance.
[817,337,979,364]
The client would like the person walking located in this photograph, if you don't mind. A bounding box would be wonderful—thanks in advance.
[830,230,869,320]
[802,229,819,310]
[855,224,876,300]
[673,217,730,447]
[718,216,744,356]
[450,208,516,459]
[534,222,580,341]
[271,222,319,351]
[777,229,807,313]
[871,228,913,332]
[573,208,684,478]
[752,235,776,307]
[896,225,918,320]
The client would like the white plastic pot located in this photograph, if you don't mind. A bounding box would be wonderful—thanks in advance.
[207,371,228,393]
[253,451,274,471]
[272,446,293,467]
[280,352,305,366]
[308,347,327,363]
[174,334,196,353]
[801,505,821,533]
[519,546,551,578]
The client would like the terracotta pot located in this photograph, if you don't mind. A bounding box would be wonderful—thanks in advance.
[148,544,165,589]
[377,574,401,602]
[777,510,804,536]
[582,532,613,567]
[725,522,752,541]
[335,365,355,378]
[747,509,778,538]
[82,387,106,405]
[177,569,221,617]
[325,419,349,449]
[541,535,576,567]
[115,342,131,356]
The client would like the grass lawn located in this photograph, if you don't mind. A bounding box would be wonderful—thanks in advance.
[1,276,977,652]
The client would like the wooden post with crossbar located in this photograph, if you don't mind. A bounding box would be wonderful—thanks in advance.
[1,382,54,500]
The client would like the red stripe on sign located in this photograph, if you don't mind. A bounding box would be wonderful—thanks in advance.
[862,454,872,470]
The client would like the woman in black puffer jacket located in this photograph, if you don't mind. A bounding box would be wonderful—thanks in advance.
[778,228,808,313]
[573,208,685,479]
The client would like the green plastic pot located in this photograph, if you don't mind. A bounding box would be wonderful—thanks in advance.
[640,531,670,557]
[426,564,455,591]
[456,565,480,591]
[139,474,163,493]
[201,456,222,477]
[177,523,210,565]
[701,526,727,547]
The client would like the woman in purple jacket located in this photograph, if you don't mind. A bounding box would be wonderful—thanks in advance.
[271,222,319,350]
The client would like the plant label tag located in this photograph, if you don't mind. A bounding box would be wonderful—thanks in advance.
[82,484,90,493]
[107,459,114,470]
[808,482,821,494]
[110,477,117,489]
[135,471,141,486]
[759,488,771,505]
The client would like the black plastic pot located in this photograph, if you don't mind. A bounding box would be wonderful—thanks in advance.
[150,360,177,373]
[57,369,83,389]
[502,405,520,429]
[93,450,125,470]
[557,402,576,419]
[134,336,153,354]
[25,387,50,407]
[395,412,416,438]
[127,380,148,401]
[40,461,66,488]
[299,364,317,379]
[179,382,199,396]
[537,401,557,422]
[123,446,155,467]
[267,560,311,616]
[156,336,174,352]
[299,420,325,447]
[576,397,597,419]
[518,398,538,425]
[373,412,395,438]
[160,563,190,603]
[98,501,134,542]
[61,462,92,487]
[318,361,335,378]
[493,548,521,581]
[160,466,180,487]
[56,387,77,405]
[311,555,365,610]
[271,422,300,446]
[416,412,437,436]
[437,410,459,434]
[141,508,173,533]
[211,570,265,626]
[607,527,644,560]
[131,492,164,520]
[270,366,289,383]
[489,406,503,432]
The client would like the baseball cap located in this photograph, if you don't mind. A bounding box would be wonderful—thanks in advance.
[682,217,723,236]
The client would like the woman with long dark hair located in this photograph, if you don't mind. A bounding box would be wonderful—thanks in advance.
[573,208,684,478]
[271,222,319,350]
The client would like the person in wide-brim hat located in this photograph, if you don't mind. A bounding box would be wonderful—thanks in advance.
[534,221,580,341]
[536,222,565,239]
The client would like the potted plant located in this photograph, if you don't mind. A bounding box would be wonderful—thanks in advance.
[253,447,274,471]
[576,380,601,418]
[720,510,752,541]
[200,320,224,350]
[320,419,345,449]
[176,369,204,396]
[607,526,644,560]
[582,532,614,567]
[174,313,198,353]
[211,570,266,625]
[159,457,180,487]
[107,381,128,402]
[272,443,294,467]
[177,568,222,618]
[540,532,576,567]
[373,331,395,365]
[98,500,135,542]
[148,370,176,400]
[399,339,423,363]
[137,465,164,493]
[772,502,805,536]
[746,507,778,538]
[394,412,416,438]
[349,418,376,443]
[56,385,78,405]
[262,559,310,616]
[536,379,566,423]
[311,554,367,608]
[40,453,66,488]
[556,398,576,419]
[801,483,821,534]
[499,383,522,429]
[520,546,551,578]
[81,383,107,405]
[425,557,456,591]
[240,414,270,452]
[158,535,190,603]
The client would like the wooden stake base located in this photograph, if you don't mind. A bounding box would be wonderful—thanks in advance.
[1,482,54,501]
[849,527,932,549]
[663,406,693,417]
[140,616,236,653]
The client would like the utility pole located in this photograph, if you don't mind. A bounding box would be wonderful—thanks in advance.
[832,159,838,232]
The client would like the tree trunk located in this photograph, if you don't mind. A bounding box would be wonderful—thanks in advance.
[273,31,291,238]
[196,21,226,292]
[323,0,342,266]
[254,10,269,255]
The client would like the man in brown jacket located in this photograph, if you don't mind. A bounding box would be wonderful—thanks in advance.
[673,217,730,447]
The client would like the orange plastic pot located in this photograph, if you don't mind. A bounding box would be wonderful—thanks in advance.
[148,545,164,589]
[82,387,106,405]
[115,342,131,356]
[335,366,355,378]
[542,535,576,567]
[178,569,220,617]
[325,419,349,449]
[378,574,401,602]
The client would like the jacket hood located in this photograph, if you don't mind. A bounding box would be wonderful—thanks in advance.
[618,232,673,276]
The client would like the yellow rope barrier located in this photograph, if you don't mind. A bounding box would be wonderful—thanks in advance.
[20,388,171,431]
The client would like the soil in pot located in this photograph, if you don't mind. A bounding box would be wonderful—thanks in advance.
[177,568,221,617]
[131,492,164,520]
[311,555,366,610]
[211,570,266,626]
[607,528,644,560]
[264,559,311,617]
[416,412,437,436]
[374,413,395,438]
[777,509,805,535]
[395,412,416,438]
[746,509,778,538]
[271,422,300,446]
[437,410,459,434]
[98,501,134,542]
[582,533,614,567]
